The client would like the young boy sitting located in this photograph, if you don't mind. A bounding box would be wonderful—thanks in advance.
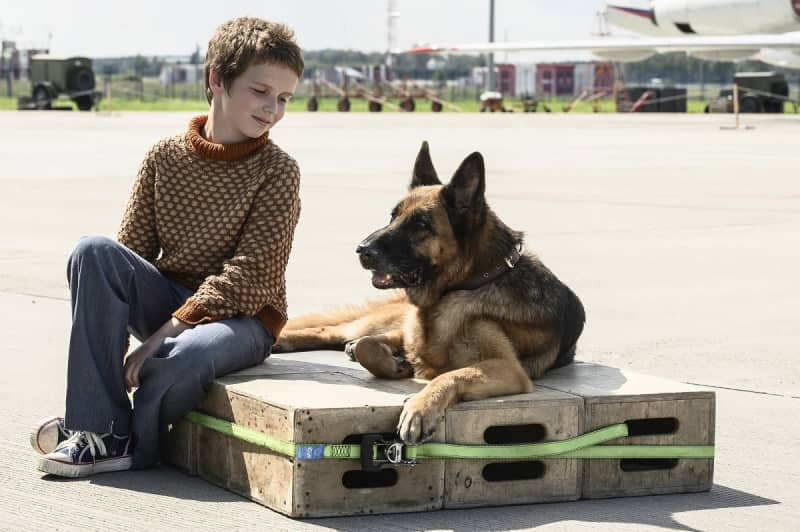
[30,16,303,477]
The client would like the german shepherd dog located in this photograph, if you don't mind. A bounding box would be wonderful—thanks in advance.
[274,142,585,444]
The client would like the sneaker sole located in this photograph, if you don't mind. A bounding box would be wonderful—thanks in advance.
[37,455,133,478]
[29,416,63,455]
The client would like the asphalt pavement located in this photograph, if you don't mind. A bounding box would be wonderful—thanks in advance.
[0,110,798,531]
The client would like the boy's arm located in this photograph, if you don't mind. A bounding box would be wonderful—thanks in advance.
[172,157,301,330]
[123,317,192,391]
[117,146,160,262]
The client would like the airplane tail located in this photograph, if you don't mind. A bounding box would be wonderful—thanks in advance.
[606,3,663,36]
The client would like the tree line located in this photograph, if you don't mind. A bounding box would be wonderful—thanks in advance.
[92,49,797,85]
[621,52,798,84]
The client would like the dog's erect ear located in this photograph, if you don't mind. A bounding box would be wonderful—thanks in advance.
[443,152,485,213]
[409,141,441,189]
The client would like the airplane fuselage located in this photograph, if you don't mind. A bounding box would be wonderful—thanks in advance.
[611,0,800,36]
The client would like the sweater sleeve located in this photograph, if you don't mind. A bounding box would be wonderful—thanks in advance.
[172,155,301,326]
[117,145,160,262]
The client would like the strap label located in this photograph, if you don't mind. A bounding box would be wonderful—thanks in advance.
[296,444,325,460]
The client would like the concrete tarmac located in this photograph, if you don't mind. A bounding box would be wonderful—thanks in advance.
[0,111,798,531]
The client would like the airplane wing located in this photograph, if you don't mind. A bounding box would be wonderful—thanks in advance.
[404,33,800,55]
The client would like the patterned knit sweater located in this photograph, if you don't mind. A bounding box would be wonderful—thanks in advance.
[117,115,301,341]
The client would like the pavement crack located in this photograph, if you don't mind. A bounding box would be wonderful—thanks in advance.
[683,381,797,399]
[0,290,68,302]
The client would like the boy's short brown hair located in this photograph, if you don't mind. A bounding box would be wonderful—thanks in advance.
[204,17,304,104]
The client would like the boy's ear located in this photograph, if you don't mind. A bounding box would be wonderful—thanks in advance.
[208,67,224,94]
[409,141,441,190]
[443,152,485,213]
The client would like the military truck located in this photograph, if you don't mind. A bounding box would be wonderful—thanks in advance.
[705,72,788,114]
[26,55,99,110]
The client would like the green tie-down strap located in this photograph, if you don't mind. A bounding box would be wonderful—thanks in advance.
[183,410,714,463]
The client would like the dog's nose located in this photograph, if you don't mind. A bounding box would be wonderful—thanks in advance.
[356,243,376,258]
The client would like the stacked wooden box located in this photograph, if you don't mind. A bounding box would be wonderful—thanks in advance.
[165,355,714,518]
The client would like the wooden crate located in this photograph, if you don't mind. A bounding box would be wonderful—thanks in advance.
[444,388,584,508]
[165,357,444,518]
[537,361,715,498]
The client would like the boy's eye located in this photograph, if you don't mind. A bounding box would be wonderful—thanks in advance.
[252,88,267,94]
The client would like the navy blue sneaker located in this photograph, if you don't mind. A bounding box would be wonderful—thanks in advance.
[37,431,132,478]
[30,416,71,455]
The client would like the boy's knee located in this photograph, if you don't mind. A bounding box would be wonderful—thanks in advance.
[69,235,119,264]
[155,356,215,426]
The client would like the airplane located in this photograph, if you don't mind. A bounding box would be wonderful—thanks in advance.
[406,0,800,69]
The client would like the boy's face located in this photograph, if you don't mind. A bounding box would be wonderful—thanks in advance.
[210,62,299,141]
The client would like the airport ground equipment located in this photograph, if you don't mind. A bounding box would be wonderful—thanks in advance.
[422,88,462,112]
[617,86,688,112]
[22,55,99,111]
[706,72,789,113]
[479,90,507,112]
[165,358,715,518]
[562,90,589,113]
[319,79,353,112]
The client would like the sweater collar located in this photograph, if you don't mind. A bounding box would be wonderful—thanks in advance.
[185,114,269,161]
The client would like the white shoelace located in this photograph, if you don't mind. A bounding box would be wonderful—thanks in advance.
[58,431,108,460]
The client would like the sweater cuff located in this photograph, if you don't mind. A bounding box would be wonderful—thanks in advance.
[172,299,287,345]
[257,305,287,345]
[172,298,215,325]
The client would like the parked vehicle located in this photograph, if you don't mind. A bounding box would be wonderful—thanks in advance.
[24,55,99,110]
[705,72,788,113]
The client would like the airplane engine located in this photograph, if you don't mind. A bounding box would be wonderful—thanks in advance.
[756,47,800,68]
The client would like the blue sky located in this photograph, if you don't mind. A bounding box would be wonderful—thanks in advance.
[0,0,637,59]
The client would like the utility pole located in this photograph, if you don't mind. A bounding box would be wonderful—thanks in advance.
[386,0,399,69]
[487,0,495,92]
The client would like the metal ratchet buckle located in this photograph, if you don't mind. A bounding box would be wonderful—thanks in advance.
[360,434,418,471]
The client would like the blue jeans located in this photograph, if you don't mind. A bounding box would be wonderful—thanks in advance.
[64,236,273,468]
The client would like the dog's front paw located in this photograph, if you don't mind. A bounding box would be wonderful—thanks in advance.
[397,393,443,444]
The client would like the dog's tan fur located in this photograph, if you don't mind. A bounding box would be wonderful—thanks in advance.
[276,143,585,443]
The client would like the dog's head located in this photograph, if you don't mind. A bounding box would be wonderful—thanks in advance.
[356,141,487,290]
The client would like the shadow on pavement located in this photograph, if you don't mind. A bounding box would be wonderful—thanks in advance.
[305,484,778,532]
[40,465,250,505]
[60,471,778,532]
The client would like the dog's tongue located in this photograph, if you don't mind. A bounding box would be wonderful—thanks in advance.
[372,271,394,288]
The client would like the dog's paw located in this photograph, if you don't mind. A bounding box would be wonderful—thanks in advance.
[347,337,413,379]
[397,393,443,444]
[344,339,360,361]
[271,341,291,353]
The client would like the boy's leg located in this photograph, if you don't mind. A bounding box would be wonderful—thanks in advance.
[130,316,273,469]
[64,235,188,436]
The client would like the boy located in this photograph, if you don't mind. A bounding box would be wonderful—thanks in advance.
[30,17,303,477]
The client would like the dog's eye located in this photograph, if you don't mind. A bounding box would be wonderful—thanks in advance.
[415,218,431,232]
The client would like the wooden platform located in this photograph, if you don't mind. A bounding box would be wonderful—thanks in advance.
[538,361,715,498]
[444,388,583,508]
[165,354,715,517]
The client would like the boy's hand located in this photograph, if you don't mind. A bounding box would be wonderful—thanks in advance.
[124,317,193,391]
[124,348,155,391]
